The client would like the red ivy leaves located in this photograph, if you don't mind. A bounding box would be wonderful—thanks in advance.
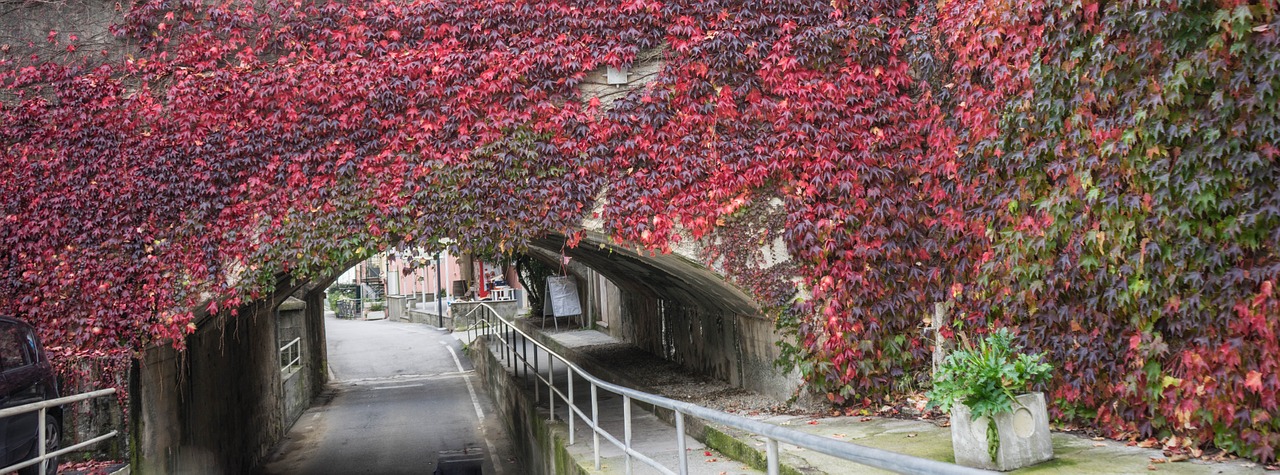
[1,0,662,356]
[3,0,1279,463]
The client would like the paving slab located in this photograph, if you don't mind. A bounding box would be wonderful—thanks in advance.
[720,413,1267,474]
[546,329,619,349]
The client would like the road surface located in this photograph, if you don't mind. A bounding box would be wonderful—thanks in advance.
[257,314,515,474]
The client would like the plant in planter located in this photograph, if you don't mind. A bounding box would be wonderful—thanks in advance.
[927,328,1054,471]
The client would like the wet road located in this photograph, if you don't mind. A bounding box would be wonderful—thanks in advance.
[257,314,515,475]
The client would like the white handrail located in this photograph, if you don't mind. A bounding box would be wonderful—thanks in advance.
[463,303,994,475]
[0,388,120,475]
[280,337,302,372]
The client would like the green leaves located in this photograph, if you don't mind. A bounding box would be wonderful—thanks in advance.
[927,328,1053,462]
[927,328,1053,419]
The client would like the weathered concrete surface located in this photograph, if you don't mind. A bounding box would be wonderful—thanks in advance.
[713,413,1270,475]
[131,283,328,474]
[279,298,312,429]
[0,0,129,64]
[470,332,583,475]
[952,392,1053,471]
[132,304,283,474]
[385,295,407,321]
[452,300,520,329]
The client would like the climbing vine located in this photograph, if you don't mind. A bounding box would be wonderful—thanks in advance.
[2,0,1278,462]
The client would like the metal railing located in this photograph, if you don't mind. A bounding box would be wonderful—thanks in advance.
[280,337,302,372]
[0,388,121,475]
[336,299,359,319]
[461,303,993,475]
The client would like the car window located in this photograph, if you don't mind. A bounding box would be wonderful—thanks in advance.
[0,324,32,372]
[23,330,40,363]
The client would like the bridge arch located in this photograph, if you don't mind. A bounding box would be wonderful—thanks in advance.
[130,231,796,473]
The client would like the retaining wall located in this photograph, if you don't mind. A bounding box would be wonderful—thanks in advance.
[130,289,327,474]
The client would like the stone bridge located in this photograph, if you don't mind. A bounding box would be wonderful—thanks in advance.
[5,5,802,473]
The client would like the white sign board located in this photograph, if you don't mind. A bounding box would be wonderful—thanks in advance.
[546,276,582,317]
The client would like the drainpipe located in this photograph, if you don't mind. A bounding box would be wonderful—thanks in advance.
[419,251,427,306]
[435,252,443,327]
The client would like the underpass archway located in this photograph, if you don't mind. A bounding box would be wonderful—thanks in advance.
[129,231,796,474]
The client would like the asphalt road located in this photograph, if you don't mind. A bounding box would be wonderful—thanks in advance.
[257,314,515,475]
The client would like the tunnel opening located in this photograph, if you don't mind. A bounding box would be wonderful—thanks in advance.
[520,232,797,402]
[130,228,797,474]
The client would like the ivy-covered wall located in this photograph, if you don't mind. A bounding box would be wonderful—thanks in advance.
[3,0,1277,463]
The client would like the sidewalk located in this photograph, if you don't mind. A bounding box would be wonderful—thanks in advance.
[491,322,1269,475]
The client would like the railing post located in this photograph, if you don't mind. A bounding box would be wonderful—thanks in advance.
[624,395,633,475]
[532,343,539,404]
[675,411,688,475]
[767,438,779,475]
[568,368,575,445]
[548,354,555,420]
[37,408,46,475]
[591,382,600,470]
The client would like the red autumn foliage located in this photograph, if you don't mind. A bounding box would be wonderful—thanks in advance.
[2,0,1278,462]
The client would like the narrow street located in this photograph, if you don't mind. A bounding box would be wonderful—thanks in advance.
[257,314,515,475]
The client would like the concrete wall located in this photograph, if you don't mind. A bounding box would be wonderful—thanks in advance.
[130,287,327,474]
[621,296,737,388]
[63,358,129,461]
[0,0,129,67]
[618,295,795,401]
[583,269,623,332]
[450,300,520,329]
[131,304,280,474]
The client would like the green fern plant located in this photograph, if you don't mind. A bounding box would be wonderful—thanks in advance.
[927,328,1053,461]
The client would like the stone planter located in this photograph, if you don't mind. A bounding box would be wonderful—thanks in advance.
[951,391,1053,471]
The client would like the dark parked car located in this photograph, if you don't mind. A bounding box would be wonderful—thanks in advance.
[0,316,61,475]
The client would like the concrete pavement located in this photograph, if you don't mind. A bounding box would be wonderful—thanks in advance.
[257,314,516,475]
